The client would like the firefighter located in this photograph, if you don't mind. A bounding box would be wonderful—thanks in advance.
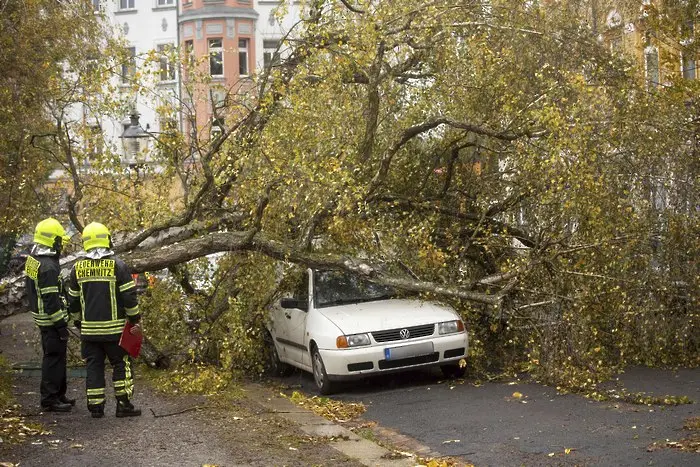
[24,218,74,412]
[67,222,142,418]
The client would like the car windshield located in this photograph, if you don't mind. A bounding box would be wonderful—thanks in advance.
[313,270,397,308]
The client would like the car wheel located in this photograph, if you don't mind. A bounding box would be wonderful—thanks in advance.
[265,332,292,377]
[441,363,466,379]
[311,346,335,395]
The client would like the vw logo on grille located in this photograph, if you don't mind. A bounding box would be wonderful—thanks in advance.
[399,328,410,340]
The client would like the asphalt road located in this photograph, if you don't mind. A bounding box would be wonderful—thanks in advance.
[276,366,699,466]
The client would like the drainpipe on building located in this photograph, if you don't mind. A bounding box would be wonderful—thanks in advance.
[176,1,182,134]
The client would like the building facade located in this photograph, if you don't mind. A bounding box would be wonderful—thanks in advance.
[591,0,697,87]
[89,0,299,154]
[91,1,695,156]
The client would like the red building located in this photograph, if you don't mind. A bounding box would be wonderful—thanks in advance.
[179,0,259,138]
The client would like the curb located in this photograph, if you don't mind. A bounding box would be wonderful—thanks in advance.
[243,383,416,466]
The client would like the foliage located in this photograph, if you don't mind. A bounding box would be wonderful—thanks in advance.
[584,389,692,405]
[2,0,697,391]
[287,390,366,422]
[142,363,231,396]
[0,0,124,235]
[140,253,278,379]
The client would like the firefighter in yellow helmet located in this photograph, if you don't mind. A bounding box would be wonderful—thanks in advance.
[66,222,142,418]
[24,218,74,412]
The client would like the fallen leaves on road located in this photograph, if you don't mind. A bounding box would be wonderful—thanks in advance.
[286,391,365,423]
[683,416,700,431]
[417,456,474,467]
[0,407,50,445]
[647,417,700,453]
[547,447,577,458]
[647,435,700,453]
[586,389,692,406]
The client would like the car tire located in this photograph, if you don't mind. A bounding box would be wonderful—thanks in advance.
[440,363,466,379]
[311,346,335,395]
[265,332,293,377]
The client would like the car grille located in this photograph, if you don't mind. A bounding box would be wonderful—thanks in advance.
[371,324,435,343]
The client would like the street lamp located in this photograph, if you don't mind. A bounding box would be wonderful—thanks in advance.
[120,112,151,164]
[120,112,151,227]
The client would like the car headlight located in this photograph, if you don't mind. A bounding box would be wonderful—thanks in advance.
[336,333,371,348]
[438,320,465,335]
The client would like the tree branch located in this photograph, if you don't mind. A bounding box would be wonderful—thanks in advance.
[126,231,503,307]
[338,0,365,14]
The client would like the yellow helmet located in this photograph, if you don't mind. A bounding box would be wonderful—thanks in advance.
[82,222,111,251]
[33,218,69,248]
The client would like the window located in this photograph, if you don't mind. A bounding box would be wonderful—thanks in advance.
[119,0,135,9]
[263,39,280,69]
[156,0,174,5]
[609,34,623,54]
[211,117,224,140]
[645,46,659,88]
[157,44,176,81]
[682,55,696,80]
[210,88,227,112]
[86,124,103,158]
[183,40,194,72]
[121,47,136,84]
[92,0,100,12]
[681,18,694,40]
[312,270,396,309]
[238,38,249,76]
[291,271,309,302]
[209,38,223,77]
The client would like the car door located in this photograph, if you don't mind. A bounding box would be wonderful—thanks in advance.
[274,270,309,366]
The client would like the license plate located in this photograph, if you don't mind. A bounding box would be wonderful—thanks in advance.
[384,341,434,360]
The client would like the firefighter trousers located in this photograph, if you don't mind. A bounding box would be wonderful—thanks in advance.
[40,327,68,407]
[81,340,134,409]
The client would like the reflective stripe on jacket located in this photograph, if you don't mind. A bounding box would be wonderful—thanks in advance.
[24,253,68,328]
[67,254,140,341]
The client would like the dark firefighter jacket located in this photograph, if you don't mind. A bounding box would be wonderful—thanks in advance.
[67,255,140,341]
[24,254,68,329]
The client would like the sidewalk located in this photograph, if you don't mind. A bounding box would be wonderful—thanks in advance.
[0,312,416,467]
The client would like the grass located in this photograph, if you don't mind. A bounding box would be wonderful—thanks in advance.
[355,426,379,442]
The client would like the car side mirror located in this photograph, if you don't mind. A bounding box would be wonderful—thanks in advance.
[280,297,308,311]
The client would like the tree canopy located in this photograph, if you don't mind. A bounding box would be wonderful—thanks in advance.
[1,0,697,388]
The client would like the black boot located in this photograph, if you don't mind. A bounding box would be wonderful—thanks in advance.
[116,400,141,418]
[89,404,104,419]
[42,401,72,413]
[59,396,76,406]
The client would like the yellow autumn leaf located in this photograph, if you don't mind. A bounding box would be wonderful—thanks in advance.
[512,392,523,399]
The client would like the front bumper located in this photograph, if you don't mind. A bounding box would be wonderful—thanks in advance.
[318,332,468,381]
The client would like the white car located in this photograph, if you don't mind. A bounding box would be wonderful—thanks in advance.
[266,269,468,394]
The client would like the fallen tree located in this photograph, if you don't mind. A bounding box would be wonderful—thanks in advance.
[1,0,697,384]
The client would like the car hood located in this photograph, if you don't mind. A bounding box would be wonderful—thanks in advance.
[316,299,459,335]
